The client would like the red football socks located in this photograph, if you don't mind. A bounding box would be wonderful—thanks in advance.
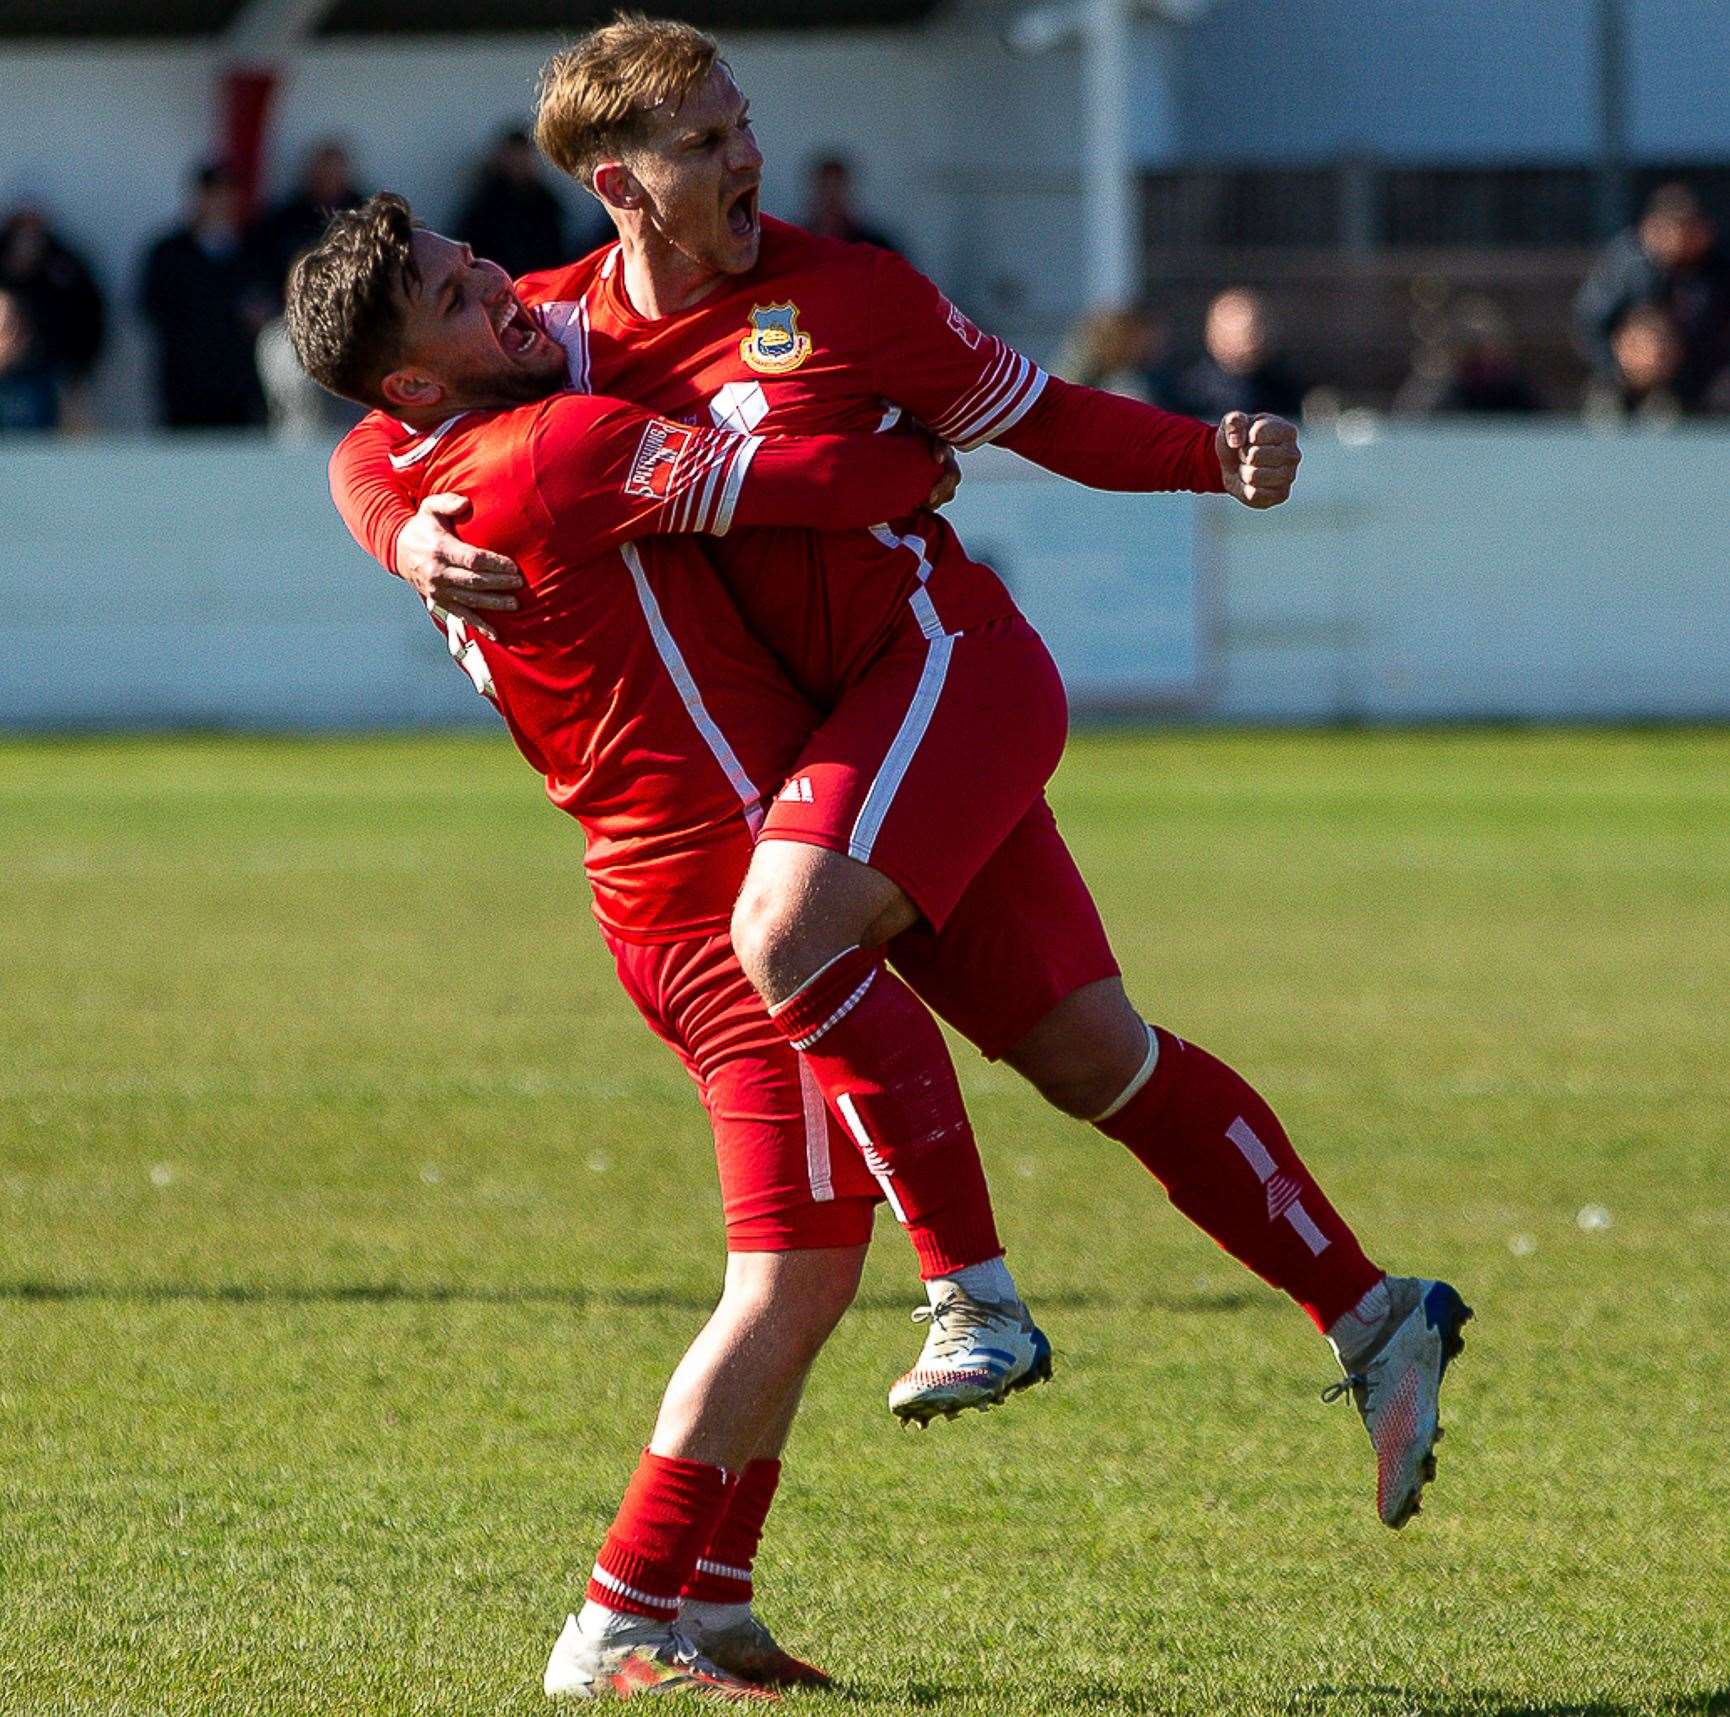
[586,1450,735,1621]
[1095,1027,1383,1330]
[770,945,1003,1279]
[681,1457,781,1605]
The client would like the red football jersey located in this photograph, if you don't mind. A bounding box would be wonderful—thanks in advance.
[335,389,943,941]
[529,220,1042,701]
[334,218,1224,710]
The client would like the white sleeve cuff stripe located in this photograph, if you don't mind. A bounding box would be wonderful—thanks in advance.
[951,353,1033,446]
[711,435,762,536]
[666,437,733,532]
[929,344,1015,439]
[688,440,731,533]
[671,440,723,531]
[933,342,1014,430]
[961,364,1049,449]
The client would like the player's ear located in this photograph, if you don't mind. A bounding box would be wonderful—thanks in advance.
[381,369,444,411]
[592,161,643,214]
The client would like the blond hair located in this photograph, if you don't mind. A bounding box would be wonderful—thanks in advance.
[535,12,722,185]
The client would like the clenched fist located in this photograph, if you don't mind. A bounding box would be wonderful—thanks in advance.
[1215,412,1301,509]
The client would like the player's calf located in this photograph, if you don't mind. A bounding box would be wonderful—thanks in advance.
[1000,975,1152,1120]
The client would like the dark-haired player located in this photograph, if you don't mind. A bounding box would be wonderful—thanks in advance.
[288,194,1016,1702]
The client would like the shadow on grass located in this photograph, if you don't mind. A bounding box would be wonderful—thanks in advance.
[1292,1685,1730,1716]
[0,1280,1259,1317]
[818,1684,1730,1715]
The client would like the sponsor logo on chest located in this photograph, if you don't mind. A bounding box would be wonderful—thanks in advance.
[740,301,814,375]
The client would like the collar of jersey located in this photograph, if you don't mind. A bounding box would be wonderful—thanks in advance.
[390,412,471,470]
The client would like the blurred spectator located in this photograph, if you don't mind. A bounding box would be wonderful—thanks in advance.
[1176,288,1305,420]
[251,141,365,312]
[256,313,362,441]
[1584,304,1686,427]
[0,287,58,432]
[1397,295,1543,416]
[454,129,573,280]
[138,163,267,430]
[0,203,105,421]
[804,154,900,254]
[1575,182,1730,411]
[1057,303,1184,406]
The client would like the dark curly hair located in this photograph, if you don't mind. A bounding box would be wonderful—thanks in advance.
[285,192,421,406]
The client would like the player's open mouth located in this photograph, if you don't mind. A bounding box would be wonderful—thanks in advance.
[493,296,545,358]
[725,185,759,240]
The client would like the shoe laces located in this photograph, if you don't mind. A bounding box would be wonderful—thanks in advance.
[912,1292,996,1339]
[664,1628,728,1677]
[1321,1372,1366,1406]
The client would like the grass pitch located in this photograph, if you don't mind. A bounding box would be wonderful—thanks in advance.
[2,729,1727,1716]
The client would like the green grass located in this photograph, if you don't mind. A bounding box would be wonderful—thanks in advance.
[3,730,1727,1716]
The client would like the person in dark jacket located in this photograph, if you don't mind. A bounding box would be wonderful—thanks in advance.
[1397,296,1543,417]
[453,129,575,281]
[250,141,366,313]
[1176,288,1306,421]
[138,163,268,429]
[803,154,902,255]
[0,287,59,432]
[0,204,105,411]
[1575,182,1730,412]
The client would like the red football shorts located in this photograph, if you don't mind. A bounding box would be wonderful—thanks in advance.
[758,614,1069,930]
[602,926,882,1252]
[893,794,1122,1062]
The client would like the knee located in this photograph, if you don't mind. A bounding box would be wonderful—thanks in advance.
[794,1257,864,1334]
[1025,1057,1139,1121]
[1003,980,1154,1121]
[723,1248,864,1352]
[730,877,802,1000]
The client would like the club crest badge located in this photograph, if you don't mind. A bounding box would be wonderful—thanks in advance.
[739,302,813,375]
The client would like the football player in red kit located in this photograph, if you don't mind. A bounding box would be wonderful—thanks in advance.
[287,196,1025,1702]
[333,11,1472,1562]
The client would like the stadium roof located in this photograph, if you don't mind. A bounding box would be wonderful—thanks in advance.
[0,0,943,36]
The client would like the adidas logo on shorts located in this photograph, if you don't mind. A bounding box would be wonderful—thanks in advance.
[777,776,815,803]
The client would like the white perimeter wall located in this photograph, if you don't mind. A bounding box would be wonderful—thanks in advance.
[3,426,1726,732]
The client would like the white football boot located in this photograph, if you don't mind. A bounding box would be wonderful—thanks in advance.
[679,1605,831,1689]
[1324,1275,1473,1528]
[542,1613,778,1702]
[887,1281,1053,1426]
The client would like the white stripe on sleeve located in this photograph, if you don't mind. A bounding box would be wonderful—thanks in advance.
[710,435,762,536]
